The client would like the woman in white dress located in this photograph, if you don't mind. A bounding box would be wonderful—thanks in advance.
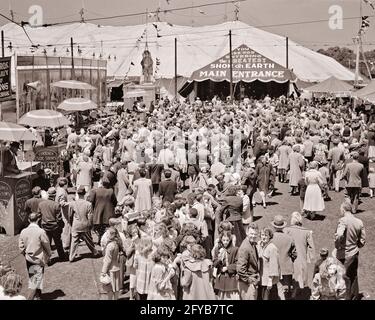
[303,161,325,219]
[133,168,153,212]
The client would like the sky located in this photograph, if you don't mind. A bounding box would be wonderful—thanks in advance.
[1,0,375,51]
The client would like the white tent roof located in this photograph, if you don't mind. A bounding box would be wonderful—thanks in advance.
[1,20,356,82]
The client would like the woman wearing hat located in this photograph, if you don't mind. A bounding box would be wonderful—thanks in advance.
[303,161,325,219]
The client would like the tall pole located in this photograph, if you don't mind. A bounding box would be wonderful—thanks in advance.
[229,30,233,101]
[1,31,4,57]
[355,37,360,86]
[71,37,75,79]
[286,37,289,69]
[174,37,178,99]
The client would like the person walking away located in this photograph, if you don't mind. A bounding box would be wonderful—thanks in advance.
[341,152,364,213]
[134,168,153,212]
[236,223,260,300]
[303,161,325,220]
[88,180,117,245]
[68,186,100,262]
[327,138,345,192]
[18,212,51,300]
[38,187,66,261]
[285,212,315,299]
[271,215,297,300]
[55,178,71,255]
[334,201,366,300]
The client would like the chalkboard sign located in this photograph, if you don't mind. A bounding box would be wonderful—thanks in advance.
[15,179,31,228]
[0,181,12,233]
[35,148,59,174]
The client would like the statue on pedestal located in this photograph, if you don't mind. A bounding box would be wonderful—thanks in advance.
[140,50,154,84]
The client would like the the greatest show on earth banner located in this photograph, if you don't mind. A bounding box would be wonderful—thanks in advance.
[189,44,294,83]
[15,55,107,120]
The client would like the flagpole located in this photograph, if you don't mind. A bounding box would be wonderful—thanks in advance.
[229,30,233,101]
[175,38,178,99]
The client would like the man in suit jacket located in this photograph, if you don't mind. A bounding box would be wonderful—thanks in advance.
[159,170,177,203]
[342,152,364,213]
[25,187,44,215]
[3,142,21,175]
[271,215,297,300]
[19,212,51,300]
[88,180,117,244]
[335,201,366,300]
[68,186,100,262]
[38,187,66,261]
[236,223,260,300]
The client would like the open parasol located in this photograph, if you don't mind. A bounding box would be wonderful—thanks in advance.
[57,98,98,112]
[0,121,37,142]
[18,109,71,129]
[51,80,96,90]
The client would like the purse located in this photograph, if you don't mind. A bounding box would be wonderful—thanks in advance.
[99,273,111,285]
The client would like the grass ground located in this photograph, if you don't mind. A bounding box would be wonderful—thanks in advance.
[1,180,374,300]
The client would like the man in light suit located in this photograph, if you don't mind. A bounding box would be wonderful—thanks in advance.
[335,201,366,300]
[68,186,100,262]
[19,212,51,300]
[271,215,297,300]
[342,152,364,213]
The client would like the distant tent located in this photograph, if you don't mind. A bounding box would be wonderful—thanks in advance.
[304,76,353,94]
[180,44,295,99]
[353,79,375,99]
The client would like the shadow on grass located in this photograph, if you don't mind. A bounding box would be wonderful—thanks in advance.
[74,252,102,262]
[266,201,279,206]
[41,289,65,300]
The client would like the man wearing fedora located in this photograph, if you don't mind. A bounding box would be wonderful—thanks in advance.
[38,187,66,261]
[271,215,297,300]
[342,151,364,214]
[3,142,21,175]
[68,186,100,262]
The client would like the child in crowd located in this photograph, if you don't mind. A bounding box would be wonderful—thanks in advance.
[101,227,122,300]
[368,167,375,198]
[147,245,176,300]
[180,244,216,300]
[212,230,239,300]
[133,238,154,300]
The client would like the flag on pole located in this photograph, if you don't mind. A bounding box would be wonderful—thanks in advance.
[359,16,370,35]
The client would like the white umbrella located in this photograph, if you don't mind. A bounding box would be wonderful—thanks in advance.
[57,98,98,112]
[51,80,96,90]
[0,122,37,142]
[19,109,71,129]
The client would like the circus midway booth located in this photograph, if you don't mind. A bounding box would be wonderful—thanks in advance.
[179,44,295,100]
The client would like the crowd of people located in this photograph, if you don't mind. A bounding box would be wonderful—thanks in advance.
[1,94,372,300]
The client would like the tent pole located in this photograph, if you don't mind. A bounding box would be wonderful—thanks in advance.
[229,30,233,101]
[1,30,4,57]
[175,38,178,99]
[286,37,289,69]
[71,37,75,80]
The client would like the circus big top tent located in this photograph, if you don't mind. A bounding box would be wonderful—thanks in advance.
[0,20,356,98]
